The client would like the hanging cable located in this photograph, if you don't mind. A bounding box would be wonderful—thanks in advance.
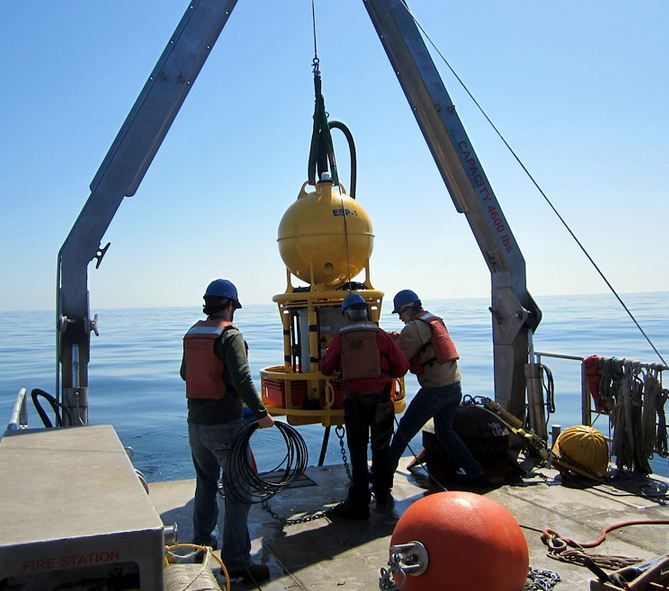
[328,120,358,290]
[224,420,308,505]
[306,0,360,292]
[398,1,667,368]
[328,121,357,198]
[541,364,555,432]
[308,64,339,185]
[337,184,354,293]
[392,415,450,492]
[311,0,318,66]
[307,1,339,187]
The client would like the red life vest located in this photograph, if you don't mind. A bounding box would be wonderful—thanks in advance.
[339,321,382,381]
[183,319,233,400]
[409,312,459,374]
[583,355,604,411]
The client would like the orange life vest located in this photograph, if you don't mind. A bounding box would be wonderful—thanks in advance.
[183,319,233,399]
[339,322,382,381]
[409,312,459,374]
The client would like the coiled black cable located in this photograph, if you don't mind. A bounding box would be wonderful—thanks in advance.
[31,388,73,428]
[541,363,556,431]
[224,420,309,504]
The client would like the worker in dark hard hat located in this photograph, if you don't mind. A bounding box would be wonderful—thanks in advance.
[320,292,409,519]
[387,289,486,486]
[181,279,274,584]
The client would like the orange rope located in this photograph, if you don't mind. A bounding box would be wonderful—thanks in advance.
[542,519,669,550]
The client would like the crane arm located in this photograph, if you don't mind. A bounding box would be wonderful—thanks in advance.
[363,0,542,418]
[57,0,238,424]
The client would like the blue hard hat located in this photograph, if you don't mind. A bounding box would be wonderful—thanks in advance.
[204,279,242,309]
[342,293,366,311]
[392,289,420,313]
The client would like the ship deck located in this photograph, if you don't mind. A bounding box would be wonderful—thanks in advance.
[150,457,669,591]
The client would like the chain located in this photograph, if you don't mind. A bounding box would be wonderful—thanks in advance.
[378,565,404,590]
[523,567,561,591]
[259,425,350,526]
[548,547,641,571]
[377,542,428,591]
[311,0,319,72]
[261,499,331,526]
[335,424,352,482]
[379,551,556,591]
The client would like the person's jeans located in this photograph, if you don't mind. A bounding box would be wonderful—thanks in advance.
[344,390,394,504]
[188,419,252,570]
[389,382,482,477]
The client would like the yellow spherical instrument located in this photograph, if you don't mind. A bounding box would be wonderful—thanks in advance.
[277,180,374,288]
[262,175,405,428]
[552,425,609,476]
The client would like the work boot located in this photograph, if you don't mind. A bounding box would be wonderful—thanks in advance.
[328,499,370,520]
[455,470,492,489]
[192,539,217,563]
[225,563,270,583]
[374,491,395,511]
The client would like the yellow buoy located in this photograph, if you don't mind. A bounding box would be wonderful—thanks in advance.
[552,424,609,478]
[277,179,373,289]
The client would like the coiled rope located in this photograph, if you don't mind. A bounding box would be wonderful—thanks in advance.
[657,387,669,457]
[164,543,229,591]
[644,369,668,457]
[224,420,308,505]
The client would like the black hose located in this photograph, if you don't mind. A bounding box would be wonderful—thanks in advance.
[30,388,73,428]
[328,120,357,198]
[224,420,309,504]
[541,364,556,430]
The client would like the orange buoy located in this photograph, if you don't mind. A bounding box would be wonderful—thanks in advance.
[389,491,528,591]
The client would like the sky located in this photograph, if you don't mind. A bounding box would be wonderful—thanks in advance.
[1,1,667,312]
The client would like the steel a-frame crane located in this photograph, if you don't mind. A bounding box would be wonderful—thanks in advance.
[57,0,541,427]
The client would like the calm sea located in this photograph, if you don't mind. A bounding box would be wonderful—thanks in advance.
[1,292,667,480]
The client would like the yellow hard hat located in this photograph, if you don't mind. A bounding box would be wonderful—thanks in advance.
[552,425,609,476]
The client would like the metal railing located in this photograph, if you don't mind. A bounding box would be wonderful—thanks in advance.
[534,351,589,425]
[534,350,666,437]
[6,387,28,432]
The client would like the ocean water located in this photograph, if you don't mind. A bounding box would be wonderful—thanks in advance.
[1,292,667,480]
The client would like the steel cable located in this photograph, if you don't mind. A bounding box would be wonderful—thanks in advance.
[399,0,667,367]
[224,420,308,504]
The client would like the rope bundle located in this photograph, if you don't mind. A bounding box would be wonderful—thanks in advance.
[164,544,230,591]
[596,358,667,472]
[224,420,308,504]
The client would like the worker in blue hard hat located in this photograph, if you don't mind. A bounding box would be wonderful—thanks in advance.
[320,292,409,519]
[181,279,274,583]
[387,289,486,487]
